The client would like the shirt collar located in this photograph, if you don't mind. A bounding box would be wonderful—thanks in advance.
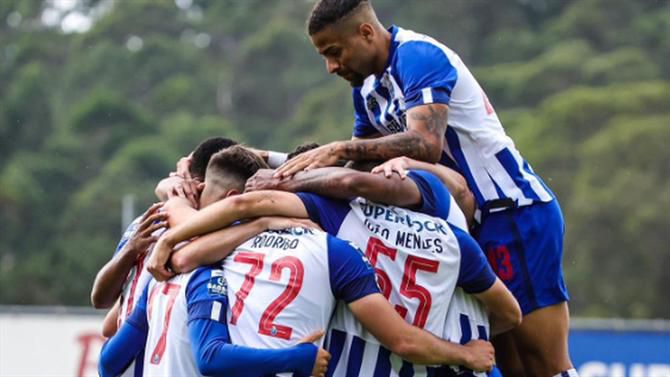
[382,25,400,73]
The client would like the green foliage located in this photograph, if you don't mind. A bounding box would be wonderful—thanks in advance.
[0,0,668,319]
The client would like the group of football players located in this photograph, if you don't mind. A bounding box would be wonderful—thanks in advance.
[91,1,579,376]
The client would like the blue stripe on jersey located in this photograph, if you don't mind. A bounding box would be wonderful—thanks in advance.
[326,329,347,377]
[495,148,541,201]
[133,348,144,377]
[345,336,366,377]
[477,325,488,341]
[445,127,486,206]
[372,85,391,127]
[459,314,472,344]
[373,346,392,377]
[399,360,414,377]
[438,150,463,176]
[426,366,440,377]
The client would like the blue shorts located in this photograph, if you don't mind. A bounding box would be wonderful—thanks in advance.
[474,199,569,315]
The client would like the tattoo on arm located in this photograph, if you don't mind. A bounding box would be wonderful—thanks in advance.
[340,104,448,163]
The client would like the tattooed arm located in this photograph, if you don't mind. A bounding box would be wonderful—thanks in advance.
[247,167,423,210]
[274,104,449,177]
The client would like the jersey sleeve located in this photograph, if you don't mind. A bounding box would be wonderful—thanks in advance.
[406,170,452,220]
[394,41,458,110]
[296,192,351,235]
[98,284,149,377]
[185,266,229,324]
[352,87,377,138]
[450,225,496,294]
[327,235,380,303]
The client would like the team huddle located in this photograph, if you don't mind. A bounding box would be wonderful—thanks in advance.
[91,1,579,377]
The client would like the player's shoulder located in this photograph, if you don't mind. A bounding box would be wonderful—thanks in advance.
[393,26,453,64]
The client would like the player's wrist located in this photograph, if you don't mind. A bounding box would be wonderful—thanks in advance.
[291,343,319,375]
[456,344,473,369]
[330,141,347,159]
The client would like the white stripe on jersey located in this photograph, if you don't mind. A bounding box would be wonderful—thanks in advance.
[210,301,222,321]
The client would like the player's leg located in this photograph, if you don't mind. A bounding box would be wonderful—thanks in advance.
[492,331,526,377]
[476,200,576,377]
[513,301,573,376]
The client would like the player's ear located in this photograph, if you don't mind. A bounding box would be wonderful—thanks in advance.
[223,188,241,198]
[359,23,375,42]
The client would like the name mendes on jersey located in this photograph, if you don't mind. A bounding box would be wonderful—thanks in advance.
[363,218,445,254]
[249,228,315,251]
[359,201,448,235]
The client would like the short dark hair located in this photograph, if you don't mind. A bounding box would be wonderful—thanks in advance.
[190,137,238,180]
[206,145,269,191]
[287,142,321,160]
[307,0,368,35]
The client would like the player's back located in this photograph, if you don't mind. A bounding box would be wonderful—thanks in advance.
[142,268,212,377]
[326,199,461,376]
[222,227,356,363]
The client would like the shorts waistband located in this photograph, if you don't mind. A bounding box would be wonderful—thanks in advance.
[474,197,535,223]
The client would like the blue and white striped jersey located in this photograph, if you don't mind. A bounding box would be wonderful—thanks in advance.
[297,170,497,377]
[352,25,554,214]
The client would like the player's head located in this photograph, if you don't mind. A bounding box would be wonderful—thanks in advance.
[189,137,239,181]
[287,142,321,160]
[307,0,386,86]
[200,145,269,208]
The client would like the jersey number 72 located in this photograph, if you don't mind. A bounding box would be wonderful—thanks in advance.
[228,251,304,340]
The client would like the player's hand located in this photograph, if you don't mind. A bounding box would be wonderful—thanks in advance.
[245,169,282,192]
[168,178,201,209]
[371,156,412,179]
[260,216,323,232]
[461,339,495,373]
[125,202,168,258]
[274,142,342,178]
[174,153,194,181]
[147,233,177,282]
[298,330,330,377]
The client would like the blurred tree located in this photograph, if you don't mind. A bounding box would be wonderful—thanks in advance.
[0,0,668,318]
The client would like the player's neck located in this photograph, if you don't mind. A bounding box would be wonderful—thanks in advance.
[373,28,392,76]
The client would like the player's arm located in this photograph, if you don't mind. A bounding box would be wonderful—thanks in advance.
[190,319,327,376]
[275,104,447,177]
[101,300,120,337]
[186,269,329,376]
[169,217,296,274]
[372,157,476,224]
[473,278,522,336]
[91,203,166,309]
[247,167,424,209]
[149,191,309,280]
[348,294,493,371]
[98,287,150,377]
